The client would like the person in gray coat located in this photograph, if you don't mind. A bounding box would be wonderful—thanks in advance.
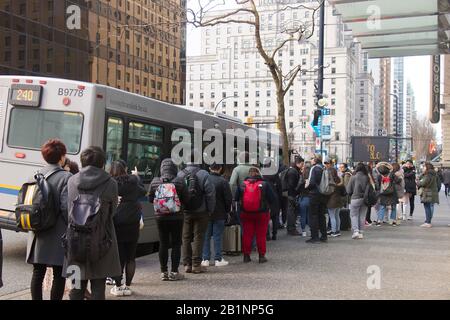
[26,139,72,300]
[63,146,121,300]
[346,163,370,240]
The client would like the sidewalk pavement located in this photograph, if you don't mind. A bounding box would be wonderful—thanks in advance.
[2,196,450,300]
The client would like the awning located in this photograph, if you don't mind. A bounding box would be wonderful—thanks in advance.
[330,0,450,58]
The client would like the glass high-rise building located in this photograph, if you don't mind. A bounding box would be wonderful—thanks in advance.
[0,0,186,104]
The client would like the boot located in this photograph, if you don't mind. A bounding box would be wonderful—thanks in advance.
[243,254,251,263]
[258,255,268,264]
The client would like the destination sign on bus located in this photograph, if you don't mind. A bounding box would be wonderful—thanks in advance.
[10,84,42,107]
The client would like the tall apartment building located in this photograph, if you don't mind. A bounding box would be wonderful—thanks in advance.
[379,58,391,135]
[393,57,405,137]
[0,0,186,104]
[373,84,383,135]
[405,81,415,139]
[186,1,373,162]
[354,72,375,136]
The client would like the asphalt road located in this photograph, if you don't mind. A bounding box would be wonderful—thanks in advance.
[1,194,449,300]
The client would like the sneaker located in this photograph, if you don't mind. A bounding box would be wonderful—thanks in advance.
[258,255,268,264]
[192,265,207,274]
[357,233,364,239]
[160,272,170,281]
[302,232,307,237]
[106,277,115,286]
[110,285,125,296]
[272,234,277,241]
[243,255,251,263]
[331,232,341,237]
[184,265,192,273]
[402,215,407,221]
[375,221,381,227]
[420,223,432,228]
[407,216,413,221]
[168,272,185,281]
[122,286,132,296]
[352,232,359,239]
[364,221,371,227]
[306,238,320,244]
[392,222,397,227]
[201,260,210,267]
[327,230,333,236]
[215,259,229,267]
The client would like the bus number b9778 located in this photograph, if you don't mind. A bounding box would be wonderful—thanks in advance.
[58,88,84,97]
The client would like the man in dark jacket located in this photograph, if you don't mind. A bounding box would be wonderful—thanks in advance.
[263,159,282,240]
[64,146,121,300]
[278,161,288,229]
[201,163,232,267]
[178,154,216,274]
[284,157,304,236]
[403,160,417,220]
[306,155,328,243]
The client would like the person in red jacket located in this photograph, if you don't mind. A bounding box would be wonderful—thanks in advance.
[235,167,276,264]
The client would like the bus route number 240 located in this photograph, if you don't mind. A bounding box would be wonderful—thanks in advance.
[58,88,84,97]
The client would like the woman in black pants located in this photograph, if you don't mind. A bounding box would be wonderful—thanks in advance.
[27,139,72,300]
[110,161,146,296]
[149,159,190,281]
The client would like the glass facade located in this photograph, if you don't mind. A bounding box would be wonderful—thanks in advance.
[0,0,186,104]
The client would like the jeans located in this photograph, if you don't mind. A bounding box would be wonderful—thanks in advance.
[113,241,138,287]
[31,264,66,300]
[286,197,298,232]
[377,205,397,221]
[241,213,270,256]
[69,279,106,300]
[202,219,226,261]
[350,198,367,233]
[182,213,210,267]
[297,196,309,232]
[157,219,184,273]
[308,194,327,240]
[328,208,340,233]
[280,197,288,225]
[423,203,434,224]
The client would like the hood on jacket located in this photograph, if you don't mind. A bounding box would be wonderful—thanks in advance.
[78,166,111,191]
[160,159,178,181]
[114,174,138,194]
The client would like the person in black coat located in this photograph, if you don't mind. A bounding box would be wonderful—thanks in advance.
[201,164,232,267]
[110,161,146,295]
[263,159,282,240]
[403,160,417,219]
[284,156,304,236]
[148,159,190,280]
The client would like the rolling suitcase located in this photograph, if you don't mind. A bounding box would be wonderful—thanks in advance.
[222,224,241,255]
[339,208,351,231]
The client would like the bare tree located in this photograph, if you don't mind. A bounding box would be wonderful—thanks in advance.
[411,115,437,162]
[185,0,324,165]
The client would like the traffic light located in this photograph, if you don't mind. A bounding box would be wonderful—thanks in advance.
[312,109,322,126]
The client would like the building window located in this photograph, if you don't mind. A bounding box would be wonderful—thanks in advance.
[289,110,294,117]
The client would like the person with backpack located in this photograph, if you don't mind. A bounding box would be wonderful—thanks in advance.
[325,160,344,237]
[235,168,276,263]
[177,151,216,274]
[262,159,282,241]
[63,146,121,300]
[374,162,401,227]
[109,161,146,296]
[418,162,440,228]
[149,159,190,280]
[201,163,232,267]
[346,163,370,239]
[281,156,305,236]
[306,155,328,243]
[22,139,72,300]
[403,160,417,220]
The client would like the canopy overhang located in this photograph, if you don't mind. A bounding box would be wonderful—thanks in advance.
[330,0,450,58]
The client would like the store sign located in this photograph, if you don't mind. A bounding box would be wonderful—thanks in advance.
[430,55,440,124]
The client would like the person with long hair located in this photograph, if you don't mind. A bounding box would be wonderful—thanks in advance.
[418,163,439,228]
[346,162,369,239]
[325,159,343,237]
[109,160,146,296]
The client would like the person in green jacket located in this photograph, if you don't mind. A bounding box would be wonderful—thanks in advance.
[229,152,258,197]
[417,162,439,228]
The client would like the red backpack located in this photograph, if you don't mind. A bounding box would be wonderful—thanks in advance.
[241,179,267,213]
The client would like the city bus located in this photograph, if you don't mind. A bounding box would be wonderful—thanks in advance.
[0,76,280,252]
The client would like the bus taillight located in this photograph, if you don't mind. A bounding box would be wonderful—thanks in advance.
[39,80,47,85]
[15,153,26,159]
[78,85,85,90]
[63,97,71,106]
[25,79,33,84]
[12,79,19,83]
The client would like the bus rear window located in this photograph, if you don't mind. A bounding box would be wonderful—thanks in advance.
[8,108,83,154]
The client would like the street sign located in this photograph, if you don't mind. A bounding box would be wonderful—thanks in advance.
[322,108,331,116]
[310,116,322,137]
[315,137,321,150]
[352,136,390,162]
[322,125,331,140]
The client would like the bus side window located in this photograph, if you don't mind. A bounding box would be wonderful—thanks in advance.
[105,116,124,172]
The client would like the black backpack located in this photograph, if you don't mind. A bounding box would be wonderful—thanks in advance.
[364,183,378,207]
[15,169,63,233]
[180,167,203,211]
[62,183,112,263]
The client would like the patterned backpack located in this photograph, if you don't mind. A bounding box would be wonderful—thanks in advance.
[153,181,181,216]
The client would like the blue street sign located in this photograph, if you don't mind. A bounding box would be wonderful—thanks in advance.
[310,116,322,137]
[322,125,331,136]
[322,108,330,116]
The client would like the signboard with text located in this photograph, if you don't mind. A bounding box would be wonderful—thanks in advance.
[352,136,390,162]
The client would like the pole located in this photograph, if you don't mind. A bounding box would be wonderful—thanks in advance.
[317,1,325,158]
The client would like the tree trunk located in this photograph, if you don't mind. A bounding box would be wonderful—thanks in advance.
[277,91,289,166]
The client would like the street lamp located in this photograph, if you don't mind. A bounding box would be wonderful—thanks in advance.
[390,93,399,162]
[214,95,239,112]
